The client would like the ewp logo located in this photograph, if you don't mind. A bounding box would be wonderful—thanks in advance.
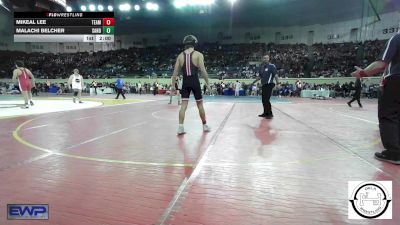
[7,204,49,220]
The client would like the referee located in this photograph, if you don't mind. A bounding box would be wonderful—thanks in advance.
[115,77,126,99]
[351,32,400,165]
[347,77,363,108]
[252,55,279,119]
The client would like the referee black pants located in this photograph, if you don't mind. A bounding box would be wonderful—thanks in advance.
[378,76,400,157]
[262,83,275,116]
[116,88,125,99]
[348,90,362,107]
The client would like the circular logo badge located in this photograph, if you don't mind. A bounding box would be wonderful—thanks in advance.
[349,181,391,219]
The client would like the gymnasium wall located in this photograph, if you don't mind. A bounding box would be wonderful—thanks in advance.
[0,5,22,51]
[120,11,400,47]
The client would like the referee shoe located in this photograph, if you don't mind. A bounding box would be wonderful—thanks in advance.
[375,151,400,165]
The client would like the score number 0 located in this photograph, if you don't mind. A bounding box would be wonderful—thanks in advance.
[103,18,114,26]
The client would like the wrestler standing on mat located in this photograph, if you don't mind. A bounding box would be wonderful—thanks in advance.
[171,35,211,135]
[12,60,35,109]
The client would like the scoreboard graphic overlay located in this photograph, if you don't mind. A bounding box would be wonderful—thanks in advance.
[14,12,114,43]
